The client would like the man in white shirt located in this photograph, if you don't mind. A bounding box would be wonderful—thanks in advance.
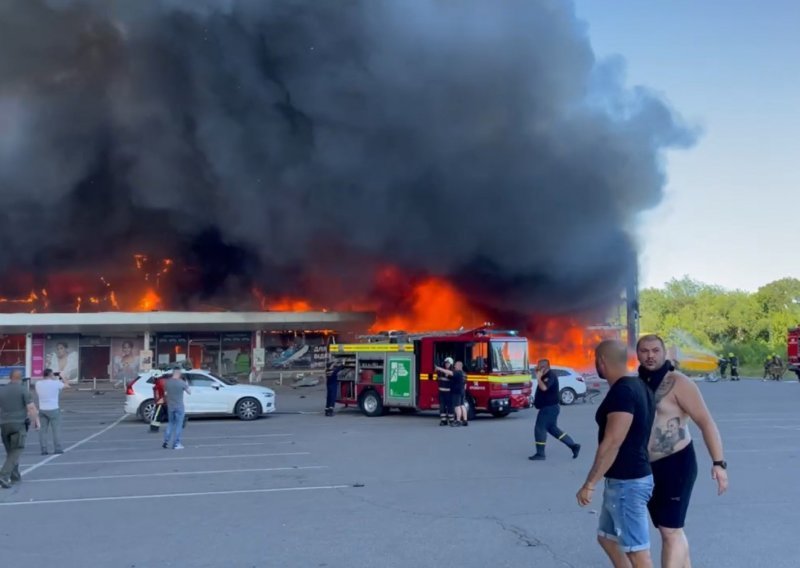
[35,369,69,455]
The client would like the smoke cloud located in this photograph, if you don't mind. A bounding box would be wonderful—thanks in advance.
[0,0,694,315]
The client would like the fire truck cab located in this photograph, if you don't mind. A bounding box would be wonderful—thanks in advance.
[328,327,532,418]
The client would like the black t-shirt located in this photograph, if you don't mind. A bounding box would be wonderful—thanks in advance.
[595,377,655,480]
[450,370,465,393]
[533,370,559,409]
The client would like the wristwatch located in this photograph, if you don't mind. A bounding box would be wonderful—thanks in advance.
[712,460,727,469]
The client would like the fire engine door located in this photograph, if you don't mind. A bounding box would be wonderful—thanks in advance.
[384,353,416,408]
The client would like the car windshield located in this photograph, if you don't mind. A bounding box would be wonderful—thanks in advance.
[490,341,528,373]
[208,371,237,385]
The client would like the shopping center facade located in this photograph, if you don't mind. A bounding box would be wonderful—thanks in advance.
[0,311,374,382]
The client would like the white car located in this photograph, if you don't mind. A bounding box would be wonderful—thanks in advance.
[125,370,276,421]
[529,365,588,405]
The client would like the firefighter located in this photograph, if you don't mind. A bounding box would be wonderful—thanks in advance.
[718,355,728,379]
[728,352,740,381]
[529,359,580,461]
[763,355,772,380]
[325,359,343,417]
[435,357,454,426]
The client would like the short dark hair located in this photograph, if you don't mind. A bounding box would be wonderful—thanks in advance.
[636,334,665,352]
[43,368,54,377]
[57,341,69,349]
[121,340,134,349]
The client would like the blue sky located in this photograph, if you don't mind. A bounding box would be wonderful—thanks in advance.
[573,0,800,292]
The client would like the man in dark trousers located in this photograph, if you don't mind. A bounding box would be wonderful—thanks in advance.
[0,370,40,488]
[435,357,454,426]
[529,359,580,461]
[325,359,343,417]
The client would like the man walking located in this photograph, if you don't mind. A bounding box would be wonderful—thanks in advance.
[162,369,191,450]
[529,359,580,461]
[0,370,40,488]
[35,368,68,455]
[577,340,655,568]
[637,334,728,568]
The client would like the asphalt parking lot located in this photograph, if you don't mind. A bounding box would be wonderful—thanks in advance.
[1,378,798,567]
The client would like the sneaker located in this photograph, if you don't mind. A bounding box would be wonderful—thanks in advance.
[162,442,169,449]
[450,421,462,427]
[461,421,468,427]
[571,444,581,459]
[173,443,185,450]
[528,454,546,461]
[55,449,64,455]
[0,477,11,489]
[41,450,49,456]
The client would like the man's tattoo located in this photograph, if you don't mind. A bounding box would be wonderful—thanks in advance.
[654,373,677,404]
[650,416,686,456]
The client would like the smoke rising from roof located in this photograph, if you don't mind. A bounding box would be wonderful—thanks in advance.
[0,0,694,315]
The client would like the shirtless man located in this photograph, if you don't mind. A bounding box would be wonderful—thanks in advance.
[637,335,729,568]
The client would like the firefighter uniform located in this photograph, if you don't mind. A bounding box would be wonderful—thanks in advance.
[728,353,740,381]
[437,358,454,426]
[529,370,580,461]
[325,364,341,417]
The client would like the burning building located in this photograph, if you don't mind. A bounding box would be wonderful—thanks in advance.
[0,1,686,376]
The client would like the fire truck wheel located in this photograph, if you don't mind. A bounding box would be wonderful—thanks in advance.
[359,390,385,417]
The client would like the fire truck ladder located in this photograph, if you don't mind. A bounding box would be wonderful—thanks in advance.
[357,324,506,343]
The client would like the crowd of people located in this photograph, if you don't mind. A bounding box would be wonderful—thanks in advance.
[0,332,735,568]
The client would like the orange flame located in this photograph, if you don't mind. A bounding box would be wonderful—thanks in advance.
[370,278,485,332]
[137,289,162,311]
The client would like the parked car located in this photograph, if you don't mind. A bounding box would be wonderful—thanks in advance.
[529,365,588,405]
[125,369,276,422]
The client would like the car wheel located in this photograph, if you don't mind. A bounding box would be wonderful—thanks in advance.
[359,390,384,417]
[235,397,262,421]
[560,388,577,406]
[139,399,156,423]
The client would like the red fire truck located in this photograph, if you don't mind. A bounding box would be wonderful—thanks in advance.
[788,326,800,377]
[328,327,532,418]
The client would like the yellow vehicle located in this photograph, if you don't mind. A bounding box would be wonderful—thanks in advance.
[666,345,719,374]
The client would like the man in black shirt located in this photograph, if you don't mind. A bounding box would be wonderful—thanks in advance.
[578,340,655,568]
[450,361,468,427]
[529,359,580,461]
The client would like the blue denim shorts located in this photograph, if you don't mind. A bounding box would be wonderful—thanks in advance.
[597,475,654,553]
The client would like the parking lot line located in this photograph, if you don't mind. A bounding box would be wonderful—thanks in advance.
[82,433,294,444]
[26,466,329,483]
[0,484,351,507]
[30,451,310,466]
[21,415,127,477]
[62,441,295,453]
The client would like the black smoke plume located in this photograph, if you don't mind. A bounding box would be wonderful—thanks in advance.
[0,0,694,315]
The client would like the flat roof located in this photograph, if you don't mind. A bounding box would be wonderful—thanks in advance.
[0,311,375,334]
